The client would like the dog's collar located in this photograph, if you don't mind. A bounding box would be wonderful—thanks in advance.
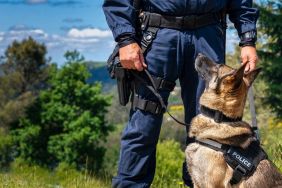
[200,105,242,123]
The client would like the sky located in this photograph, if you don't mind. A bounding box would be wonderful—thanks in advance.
[0,0,238,65]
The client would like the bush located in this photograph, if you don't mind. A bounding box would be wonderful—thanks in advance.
[0,129,14,168]
[152,140,185,188]
[12,52,113,172]
[260,119,282,171]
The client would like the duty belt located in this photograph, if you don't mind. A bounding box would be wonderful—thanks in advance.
[140,12,219,30]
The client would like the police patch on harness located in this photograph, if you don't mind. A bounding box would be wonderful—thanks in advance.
[223,141,268,184]
[228,148,253,171]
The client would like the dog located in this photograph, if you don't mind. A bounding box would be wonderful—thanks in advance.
[185,54,282,188]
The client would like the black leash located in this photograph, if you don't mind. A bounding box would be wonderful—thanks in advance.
[131,69,190,127]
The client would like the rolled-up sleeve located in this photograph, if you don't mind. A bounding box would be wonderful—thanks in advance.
[103,0,137,41]
[228,0,259,35]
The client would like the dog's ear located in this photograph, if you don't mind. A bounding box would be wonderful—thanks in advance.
[232,63,247,88]
[243,68,262,87]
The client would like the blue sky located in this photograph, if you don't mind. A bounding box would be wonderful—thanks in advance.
[0,0,238,65]
[0,0,114,65]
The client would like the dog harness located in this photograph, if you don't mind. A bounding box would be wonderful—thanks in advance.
[195,138,267,185]
[196,105,267,184]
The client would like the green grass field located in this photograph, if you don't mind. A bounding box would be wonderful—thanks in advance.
[0,125,281,188]
[0,163,111,188]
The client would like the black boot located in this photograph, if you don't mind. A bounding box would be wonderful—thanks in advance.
[182,160,193,188]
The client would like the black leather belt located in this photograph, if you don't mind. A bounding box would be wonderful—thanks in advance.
[142,12,219,30]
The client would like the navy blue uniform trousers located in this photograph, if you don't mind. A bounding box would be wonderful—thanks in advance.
[112,23,225,188]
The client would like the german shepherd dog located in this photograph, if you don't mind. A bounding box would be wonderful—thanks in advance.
[185,54,282,188]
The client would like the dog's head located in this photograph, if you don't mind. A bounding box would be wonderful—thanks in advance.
[195,53,261,118]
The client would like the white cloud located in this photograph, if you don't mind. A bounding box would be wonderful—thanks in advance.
[46,41,61,48]
[0,32,4,42]
[67,28,112,38]
[8,27,48,40]
[0,26,115,64]
[26,0,47,4]
[63,37,99,43]
[0,0,80,6]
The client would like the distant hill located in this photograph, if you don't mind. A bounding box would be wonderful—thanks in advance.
[0,64,4,77]
[86,61,115,91]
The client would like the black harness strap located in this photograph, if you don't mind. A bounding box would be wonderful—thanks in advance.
[131,69,190,127]
[140,27,159,53]
[133,95,163,114]
[195,138,229,153]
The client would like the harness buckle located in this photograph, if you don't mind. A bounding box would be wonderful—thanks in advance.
[235,165,247,176]
[230,165,247,185]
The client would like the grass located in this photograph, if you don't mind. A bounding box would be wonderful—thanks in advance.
[0,123,281,188]
[260,120,282,172]
[0,162,111,188]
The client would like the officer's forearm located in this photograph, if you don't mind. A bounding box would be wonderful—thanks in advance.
[228,0,259,35]
[102,0,137,41]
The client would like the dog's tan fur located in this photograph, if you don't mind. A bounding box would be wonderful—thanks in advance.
[185,54,282,188]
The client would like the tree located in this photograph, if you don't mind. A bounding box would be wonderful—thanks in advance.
[3,37,50,93]
[0,37,51,130]
[256,0,282,120]
[12,51,112,172]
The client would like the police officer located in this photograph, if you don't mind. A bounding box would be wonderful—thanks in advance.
[103,0,259,187]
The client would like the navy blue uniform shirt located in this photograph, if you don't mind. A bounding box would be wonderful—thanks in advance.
[103,0,259,41]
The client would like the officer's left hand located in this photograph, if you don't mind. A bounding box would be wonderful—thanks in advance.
[240,46,259,73]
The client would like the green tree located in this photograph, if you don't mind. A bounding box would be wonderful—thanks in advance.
[12,51,112,172]
[3,37,50,93]
[0,37,51,130]
[256,0,282,120]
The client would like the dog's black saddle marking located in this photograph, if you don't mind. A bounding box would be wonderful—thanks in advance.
[195,138,268,185]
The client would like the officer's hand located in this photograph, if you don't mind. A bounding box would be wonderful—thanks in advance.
[119,43,147,71]
[240,46,259,73]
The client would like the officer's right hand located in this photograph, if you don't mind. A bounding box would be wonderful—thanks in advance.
[119,43,147,71]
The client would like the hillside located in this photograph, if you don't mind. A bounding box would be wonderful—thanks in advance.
[86,61,116,91]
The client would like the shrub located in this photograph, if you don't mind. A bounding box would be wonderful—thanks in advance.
[153,140,185,188]
[0,129,14,168]
[260,119,282,171]
[12,51,113,172]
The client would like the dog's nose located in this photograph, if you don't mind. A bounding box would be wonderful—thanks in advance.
[197,53,204,58]
[196,59,202,68]
[195,54,203,68]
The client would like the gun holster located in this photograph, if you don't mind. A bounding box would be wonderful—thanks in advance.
[107,45,132,106]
